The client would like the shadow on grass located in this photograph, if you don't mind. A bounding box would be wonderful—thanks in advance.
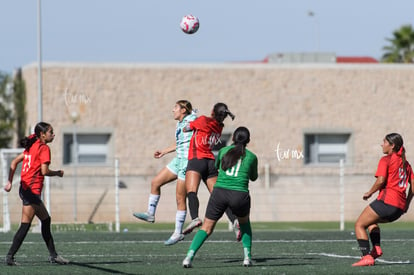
[69,260,141,274]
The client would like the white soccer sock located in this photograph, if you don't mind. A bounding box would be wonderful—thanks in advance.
[244,247,251,259]
[175,210,187,234]
[147,194,160,216]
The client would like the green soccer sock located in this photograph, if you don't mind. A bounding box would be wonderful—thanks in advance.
[240,220,252,259]
[187,229,208,259]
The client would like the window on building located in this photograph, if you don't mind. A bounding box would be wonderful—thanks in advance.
[304,133,351,164]
[63,133,112,165]
[211,133,231,157]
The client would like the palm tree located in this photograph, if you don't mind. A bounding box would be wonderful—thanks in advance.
[381,24,414,63]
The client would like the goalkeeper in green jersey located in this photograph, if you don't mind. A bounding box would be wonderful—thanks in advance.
[182,126,258,268]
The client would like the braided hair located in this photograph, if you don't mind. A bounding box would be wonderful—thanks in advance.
[176,100,193,115]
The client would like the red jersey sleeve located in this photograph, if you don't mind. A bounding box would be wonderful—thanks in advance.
[39,144,51,165]
[189,116,207,130]
[375,156,389,178]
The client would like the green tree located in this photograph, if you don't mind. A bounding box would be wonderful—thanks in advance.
[0,72,14,148]
[13,69,27,146]
[382,24,414,63]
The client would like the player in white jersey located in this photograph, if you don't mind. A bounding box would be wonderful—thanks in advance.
[133,100,196,245]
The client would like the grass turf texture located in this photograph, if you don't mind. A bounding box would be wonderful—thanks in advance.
[0,222,413,274]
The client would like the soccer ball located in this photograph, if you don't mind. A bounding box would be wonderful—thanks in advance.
[180,15,200,34]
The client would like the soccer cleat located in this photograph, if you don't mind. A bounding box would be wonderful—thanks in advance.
[233,219,242,242]
[5,255,18,266]
[370,245,383,259]
[243,257,252,267]
[164,233,185,246]
[182,256,193,268]
[352,254,375,266]
[183,218,202,235]
[133,212,155,223]
[49,255,70,265]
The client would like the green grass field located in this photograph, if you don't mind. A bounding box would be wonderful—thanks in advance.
[0,222,413,274]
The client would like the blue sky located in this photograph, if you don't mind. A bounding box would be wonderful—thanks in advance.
[1,0,413,74]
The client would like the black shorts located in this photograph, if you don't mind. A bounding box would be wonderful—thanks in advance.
[186,158,218,183]
[19,185,42,206]
[205,187,250,221]
[370,199,404,222]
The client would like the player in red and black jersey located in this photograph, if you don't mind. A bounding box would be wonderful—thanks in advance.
[4,122,69,266]
[352,133,414,266]
[182,103,237,235]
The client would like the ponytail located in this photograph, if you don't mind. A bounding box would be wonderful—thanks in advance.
[225,109,235,120]
[20,134,37,150]
[386,132,406,172]
[221,143,245,171]
[20,122,51,150]
[221,127,250,171]
[213,102,235,126]
[399,146,407,173]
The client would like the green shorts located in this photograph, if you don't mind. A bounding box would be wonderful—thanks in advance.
[166,157,188,181]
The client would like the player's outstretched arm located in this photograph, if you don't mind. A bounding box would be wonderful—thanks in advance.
[4,153,24,192]
[363,176,385,200]
[154,144,176,158]
[41,163,64,177]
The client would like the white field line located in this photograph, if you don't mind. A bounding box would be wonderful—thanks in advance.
[1,239,411,264]
[1,238,413,245]
[8,251,412,265]
[307,252,411,264]
[0,239,371,245]
[5,254,182,258]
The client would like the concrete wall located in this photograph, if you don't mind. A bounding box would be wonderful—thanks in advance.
[4,62,413,223]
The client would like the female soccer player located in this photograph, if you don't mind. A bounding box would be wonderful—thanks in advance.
[182,126,258,268]
[352,133,414,267]
[133,100,197,245]
[4,122,69,266]
[182,102,238,235]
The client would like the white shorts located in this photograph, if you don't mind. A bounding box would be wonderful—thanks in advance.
[166,157,188,181]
